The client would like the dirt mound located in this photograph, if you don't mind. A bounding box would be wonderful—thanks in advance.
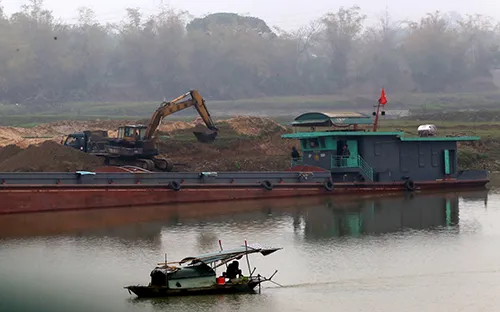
[0,144,22,162]
[220,116,287,136]
[158,121,196,133]
[0,141,104,172]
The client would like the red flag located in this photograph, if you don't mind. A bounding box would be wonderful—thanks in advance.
[378,88,387,105]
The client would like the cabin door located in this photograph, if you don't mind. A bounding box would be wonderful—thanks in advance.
[346,140,359,167]
[444,149,456,175]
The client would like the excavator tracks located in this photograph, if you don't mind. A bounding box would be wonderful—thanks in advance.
[152,157,174,172]
[104,157,173,172]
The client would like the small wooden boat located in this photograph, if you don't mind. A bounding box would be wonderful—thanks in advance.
[124,241,282,298]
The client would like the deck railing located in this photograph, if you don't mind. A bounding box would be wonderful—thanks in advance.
[290,157,303,167]
[291,154,374,182]
[330,155,351,168]
[331,155,374,181]
[358,155,374,182]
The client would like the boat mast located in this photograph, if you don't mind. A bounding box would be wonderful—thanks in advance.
[244,240,252,277]
[219,239,228,270]
[164,253,168,286]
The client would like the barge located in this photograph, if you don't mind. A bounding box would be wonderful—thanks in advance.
[0,109,489,214]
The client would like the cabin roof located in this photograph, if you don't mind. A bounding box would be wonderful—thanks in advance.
[292,111,373,126]
[282,131,404,139]
[281,131,481,141]
[159,244,282,266]
[177,244,282,266]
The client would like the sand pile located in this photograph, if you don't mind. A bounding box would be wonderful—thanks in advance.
[31,120,138,135]
[0,116,294,172]
[0,119,143,148]
[0,144,22,162]
[158,121,197,133]
[0,141,104,172]
[0,126,38,146]
[162,116,288,137]
[219,116,287,136]
[156,116,294,171]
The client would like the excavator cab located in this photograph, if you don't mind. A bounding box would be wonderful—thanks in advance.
[118,125,148,142]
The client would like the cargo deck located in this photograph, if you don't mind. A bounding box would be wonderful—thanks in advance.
[0,168,488,215]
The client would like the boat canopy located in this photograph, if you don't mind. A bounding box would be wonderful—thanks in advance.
[178,243,282,267]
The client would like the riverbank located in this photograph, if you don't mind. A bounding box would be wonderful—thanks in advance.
[0,115,498,172]
[2,92,500,127]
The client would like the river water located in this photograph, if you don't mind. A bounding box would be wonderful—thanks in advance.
[0,182,499,312]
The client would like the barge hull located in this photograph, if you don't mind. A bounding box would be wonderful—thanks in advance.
[0,178,488,215]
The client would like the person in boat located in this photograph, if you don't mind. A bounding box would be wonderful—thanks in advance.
[291,146,300,161]
[224,260,242,280]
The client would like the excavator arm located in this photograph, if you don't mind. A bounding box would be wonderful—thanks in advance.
[144,90,218,143]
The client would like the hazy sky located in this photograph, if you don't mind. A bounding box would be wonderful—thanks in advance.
[3,0,500,30]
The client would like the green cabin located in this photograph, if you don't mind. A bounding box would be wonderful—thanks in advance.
[281,111,485,183]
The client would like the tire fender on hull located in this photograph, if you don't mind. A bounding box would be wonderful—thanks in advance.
[261,180,273,191]
[168,181,181,191]
[324,179,334,191]
[404,179,416,192]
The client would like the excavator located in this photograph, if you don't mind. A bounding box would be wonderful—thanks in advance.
[63,90,218,171]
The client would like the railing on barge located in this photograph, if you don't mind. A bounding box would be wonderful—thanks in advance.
[330,155,374,182]
[290,155,374,182]
[0,170,333,186]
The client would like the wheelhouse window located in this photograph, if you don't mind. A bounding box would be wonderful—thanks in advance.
[301,137,326,151]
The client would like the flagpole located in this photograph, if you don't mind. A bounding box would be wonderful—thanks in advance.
[372,102,381,132]
[373,88,387,132]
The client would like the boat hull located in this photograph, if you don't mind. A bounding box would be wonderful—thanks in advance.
[0,168,489,214]
[0,179,489,215]
[0,178,489,215]
[125,282,261,298]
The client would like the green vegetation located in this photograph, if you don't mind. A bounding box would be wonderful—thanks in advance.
[2,93,500,128]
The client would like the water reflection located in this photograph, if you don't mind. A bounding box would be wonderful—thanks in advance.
[300,194,460,239]
[461,189,489,207]
[0,191,480,242]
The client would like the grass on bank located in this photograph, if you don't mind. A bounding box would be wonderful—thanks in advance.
[1,90,500,126]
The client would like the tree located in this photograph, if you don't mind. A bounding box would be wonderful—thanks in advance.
[320,6,366,91]
[0,3,498,105]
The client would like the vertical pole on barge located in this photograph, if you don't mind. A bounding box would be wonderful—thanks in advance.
[373,88,387,132]
[373,102,381,132]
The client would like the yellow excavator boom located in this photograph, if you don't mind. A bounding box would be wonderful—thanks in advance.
[144,90,218,141]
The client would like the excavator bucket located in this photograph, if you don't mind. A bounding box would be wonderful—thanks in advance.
[193,129,218,143]
[192,124,218,143]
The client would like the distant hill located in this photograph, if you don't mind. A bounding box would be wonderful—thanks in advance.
[186,12,277,38]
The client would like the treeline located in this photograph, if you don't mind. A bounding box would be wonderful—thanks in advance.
[1,0,500,104]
